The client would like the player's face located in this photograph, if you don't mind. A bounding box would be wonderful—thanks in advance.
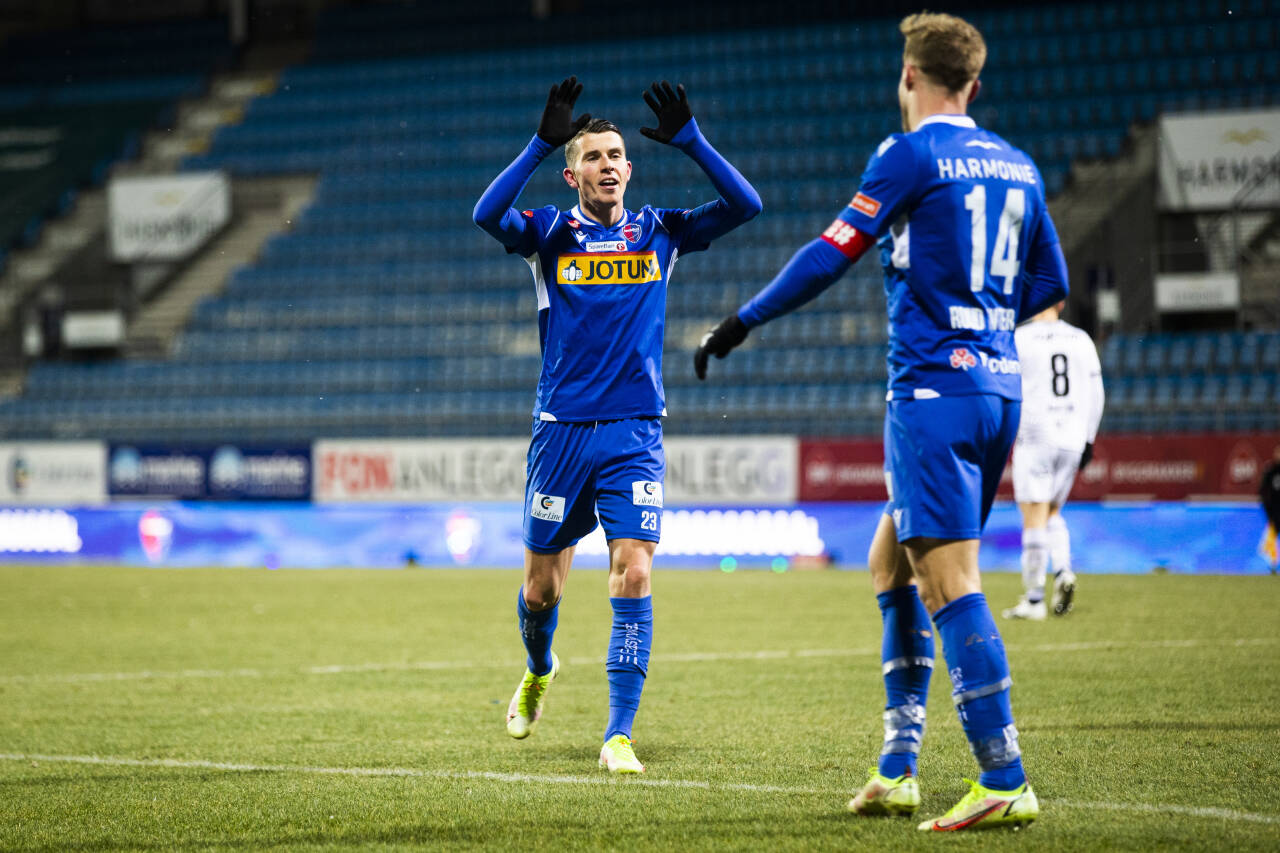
[564,131,631,208]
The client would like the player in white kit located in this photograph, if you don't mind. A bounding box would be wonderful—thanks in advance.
[1004,301,1104,620]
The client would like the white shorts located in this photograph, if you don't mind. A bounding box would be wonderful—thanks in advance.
[1011,441,1081,506]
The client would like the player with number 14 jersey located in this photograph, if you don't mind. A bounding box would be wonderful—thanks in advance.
[809,114,1062,403]
[693,12,1068,831]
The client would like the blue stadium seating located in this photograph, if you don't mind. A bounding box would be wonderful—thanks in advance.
[0,19,229,252]
[1,1,1277,442]
[1096,331,1279,435]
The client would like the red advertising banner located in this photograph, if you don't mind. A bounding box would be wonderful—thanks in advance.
[1046,431,1279,501]
[800,431,1280,502]
[799,440,887,502]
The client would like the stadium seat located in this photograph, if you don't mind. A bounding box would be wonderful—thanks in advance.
[4,3,1278,443]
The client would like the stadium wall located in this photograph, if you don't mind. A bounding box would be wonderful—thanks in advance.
[0,434,1273,574]
[0,500,1268,575]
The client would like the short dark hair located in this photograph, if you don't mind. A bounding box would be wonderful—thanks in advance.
[565,118,624,167]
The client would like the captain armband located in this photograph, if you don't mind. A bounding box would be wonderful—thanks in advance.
[819,218,874,261]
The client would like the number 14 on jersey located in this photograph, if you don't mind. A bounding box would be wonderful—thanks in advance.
[965,186,1025,294]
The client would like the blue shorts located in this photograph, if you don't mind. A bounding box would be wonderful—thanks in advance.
[884,395,1020,542]
[524,417,665,554]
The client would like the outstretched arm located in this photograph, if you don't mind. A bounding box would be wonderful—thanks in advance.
[640,82,761,245]
[472,134,553,250]
[739,233,866,327]
[472,76,591,251]
[694,218,874,379]
[693,130,918,380]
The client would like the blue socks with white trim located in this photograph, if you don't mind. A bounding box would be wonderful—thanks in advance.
[933,592,1026,790]
[605,595,652,741]
[876,585,934,779]
[516,587,558,676]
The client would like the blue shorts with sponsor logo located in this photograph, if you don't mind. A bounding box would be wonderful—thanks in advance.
[524,417,665,554]
[884,394,1019,542]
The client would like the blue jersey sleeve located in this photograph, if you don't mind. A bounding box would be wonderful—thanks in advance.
[834,133,923,237]
[735,134,921,328]
[1018,207,1069,320]
[738,239,853,327]
[473,134,555,256]
[656,117,761,253]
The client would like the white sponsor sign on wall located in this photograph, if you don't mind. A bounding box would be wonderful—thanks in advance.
[313,439,529,503]
[313,436,800,505]
[1158,108,1280,211]
[108,171,231,261]
[0,442,107,506]
[665,436,798,505]
[1155,272,1240,312]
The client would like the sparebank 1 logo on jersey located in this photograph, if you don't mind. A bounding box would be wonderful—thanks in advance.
[556,252,660,285]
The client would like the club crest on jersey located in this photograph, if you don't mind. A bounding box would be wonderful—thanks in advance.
[566,218,580,229]
[622,222,642,243]
[949,348,978,370]
[531,492,565,523]
[556,252,660,285]
[631,480,663,507]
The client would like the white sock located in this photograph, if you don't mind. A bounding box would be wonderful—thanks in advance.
[1047,514,1071,576]
[1021,527,1049,602]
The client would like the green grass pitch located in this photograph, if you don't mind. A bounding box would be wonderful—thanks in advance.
[1,564,1278,850]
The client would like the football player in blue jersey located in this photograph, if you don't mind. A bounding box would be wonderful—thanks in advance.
[473,77,760,774]
[695,13,1067,830]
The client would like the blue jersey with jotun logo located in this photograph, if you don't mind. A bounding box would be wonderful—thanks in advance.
[832,114,1062,402]
[514,203,708,422]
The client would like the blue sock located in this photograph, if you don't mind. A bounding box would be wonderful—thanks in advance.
[605,595,652,741]
[932,592,1026,790]
[516,587,557,676]
[876,585,934,779]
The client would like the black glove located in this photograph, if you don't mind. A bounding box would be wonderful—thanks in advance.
[1080,442,1095,469]
[694,313,749,380]
[537,76,591,147]
[639,81,693,144]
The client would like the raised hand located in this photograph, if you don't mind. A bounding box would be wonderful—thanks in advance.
[639,81,693,144]
[693,313,749,380]
[537,76,592,147]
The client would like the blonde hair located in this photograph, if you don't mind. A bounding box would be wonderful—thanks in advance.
[899,12,986,93]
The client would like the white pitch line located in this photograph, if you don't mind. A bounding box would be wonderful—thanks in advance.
[0,753,814,795]
[1,753,1276,825]
[1,637,1275,685]
[1054,799,1280,825]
